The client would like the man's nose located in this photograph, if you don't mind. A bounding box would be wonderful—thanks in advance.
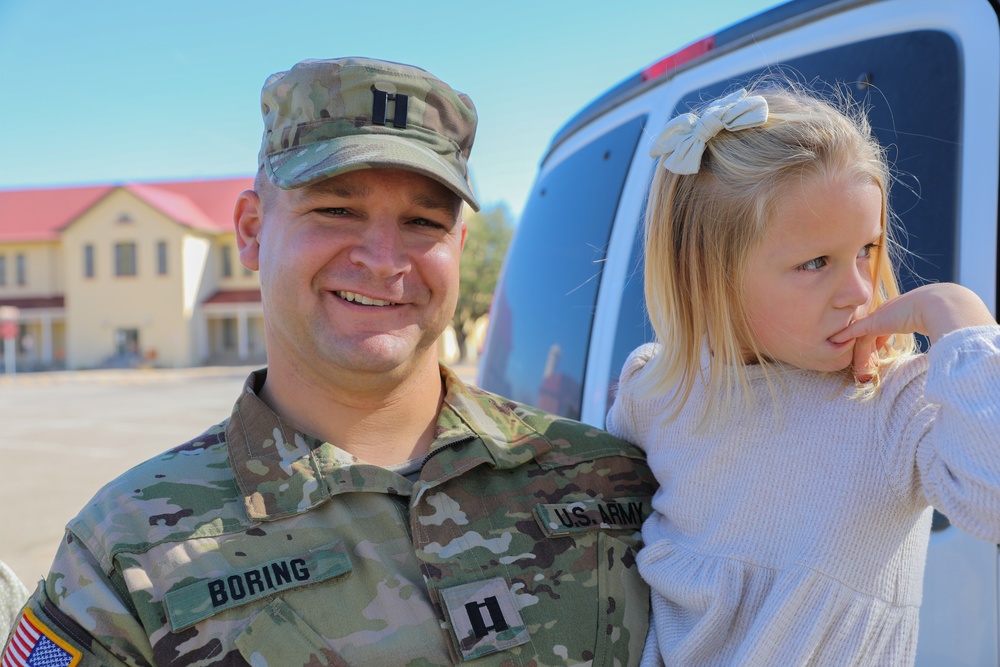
[349,219,410,278]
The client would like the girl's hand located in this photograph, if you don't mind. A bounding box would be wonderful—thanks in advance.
[830,283,996,380]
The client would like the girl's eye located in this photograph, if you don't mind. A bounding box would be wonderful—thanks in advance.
[859,243,880,258]
[800,256,827,271]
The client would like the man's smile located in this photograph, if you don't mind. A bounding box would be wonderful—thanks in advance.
[334,290,398,307]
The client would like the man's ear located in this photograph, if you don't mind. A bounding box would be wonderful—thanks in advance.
[234,190,262,271]
[458,219,467,251]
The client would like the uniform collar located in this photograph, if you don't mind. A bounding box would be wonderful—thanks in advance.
[227,366,553,521]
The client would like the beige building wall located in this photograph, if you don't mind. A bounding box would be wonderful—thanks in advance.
[61,189,218,369]
[197,231,263,365]
[189,231,263,365]
[197,232,260,300]
[0,241,66,369]
[181,234,213,365]
[0,241,62,296]
[218,233,259,289]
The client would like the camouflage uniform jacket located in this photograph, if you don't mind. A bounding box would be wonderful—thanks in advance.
[4,367,655,666]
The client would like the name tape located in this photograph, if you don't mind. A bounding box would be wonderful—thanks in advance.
[533,497,645,537]
[163,540,352,631]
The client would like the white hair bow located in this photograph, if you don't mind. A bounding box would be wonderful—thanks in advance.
[649,89,769,175]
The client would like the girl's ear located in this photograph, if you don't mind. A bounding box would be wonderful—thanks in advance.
[234,190,262,271]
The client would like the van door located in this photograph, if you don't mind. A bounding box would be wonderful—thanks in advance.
[589,4,999,664]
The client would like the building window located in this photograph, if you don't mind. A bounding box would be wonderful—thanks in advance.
[0,255,6,286]
[221,318,237,350]
[115,242,137,277]
[84,244,95,278]
[221,245,233,278]
[15,254,26,286]
[157,241,168,275]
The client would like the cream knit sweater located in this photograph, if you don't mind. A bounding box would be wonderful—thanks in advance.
[0,560,28,643]
[607,326,1000,666]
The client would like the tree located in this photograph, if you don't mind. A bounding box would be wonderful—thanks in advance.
[453,203,513,360]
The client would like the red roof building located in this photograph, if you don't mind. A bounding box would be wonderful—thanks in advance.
[0,177,264,370]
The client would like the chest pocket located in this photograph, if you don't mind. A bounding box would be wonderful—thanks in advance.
[162,541,352,632]
[420,487,650,666]
[432,532,648,666]
[235,597,347,667]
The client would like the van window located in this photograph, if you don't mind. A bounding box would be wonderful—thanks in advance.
[608,29,961,398]
[607,224,651,407]
[479,116,646,419]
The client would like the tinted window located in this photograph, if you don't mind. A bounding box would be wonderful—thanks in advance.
[607,220,651,406]
[609,29,961,398]
[479,116,646,418]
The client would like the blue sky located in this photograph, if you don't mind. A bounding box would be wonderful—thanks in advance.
[0,0,780,219]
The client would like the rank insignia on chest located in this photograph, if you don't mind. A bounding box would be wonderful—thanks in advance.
[533,497,646,537]
[440,577,530,660]
[2,608,82,667]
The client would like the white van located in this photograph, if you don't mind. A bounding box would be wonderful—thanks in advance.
[478,0,1000,663]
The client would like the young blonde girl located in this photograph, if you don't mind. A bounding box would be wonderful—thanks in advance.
[607,84,1000,666]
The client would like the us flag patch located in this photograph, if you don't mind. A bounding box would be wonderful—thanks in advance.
[2,608,81,667]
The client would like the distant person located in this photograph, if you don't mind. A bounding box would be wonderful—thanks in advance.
[3,57,655,665]
[0,561,27,641]
[607,83,1000,665]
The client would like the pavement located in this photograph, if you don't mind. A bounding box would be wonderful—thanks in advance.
[0,361,478,590]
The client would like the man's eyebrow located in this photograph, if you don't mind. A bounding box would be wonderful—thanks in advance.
[298,179,372,202]
[412,192,461,215]
[296,177,459,215]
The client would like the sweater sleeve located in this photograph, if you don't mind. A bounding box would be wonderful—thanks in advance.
[916,325,1000,541]
[880,325,1000,542]
[606,343,659,451]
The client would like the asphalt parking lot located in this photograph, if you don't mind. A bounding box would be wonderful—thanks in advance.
[0,362,477,591]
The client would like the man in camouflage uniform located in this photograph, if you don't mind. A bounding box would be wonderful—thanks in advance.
[3,57,655,666]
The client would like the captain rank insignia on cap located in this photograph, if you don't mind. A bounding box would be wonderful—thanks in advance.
[371,84,408,128]
[2,608,82,667]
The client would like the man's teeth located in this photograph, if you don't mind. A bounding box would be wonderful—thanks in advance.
[336,291,395,306]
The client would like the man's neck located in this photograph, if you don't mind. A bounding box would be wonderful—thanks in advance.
[259,354,445,466]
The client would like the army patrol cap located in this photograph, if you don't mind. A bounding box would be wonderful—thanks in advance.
[258,57,480,211]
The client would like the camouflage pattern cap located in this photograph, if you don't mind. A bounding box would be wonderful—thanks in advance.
[258,57,480,211]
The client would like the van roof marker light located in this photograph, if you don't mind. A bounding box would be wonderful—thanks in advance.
[641,36,716,82]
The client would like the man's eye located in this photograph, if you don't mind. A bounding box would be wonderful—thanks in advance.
[800,257,827,271]
[318,207,349,216]
[411,218,445,229]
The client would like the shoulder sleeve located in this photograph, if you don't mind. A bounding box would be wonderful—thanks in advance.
[606,343,659,450]
[2,529,154,667]
[0,560,28,636]
[915,325,1000,541]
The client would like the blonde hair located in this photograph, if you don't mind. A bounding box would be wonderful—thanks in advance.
[640,82,917,422]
